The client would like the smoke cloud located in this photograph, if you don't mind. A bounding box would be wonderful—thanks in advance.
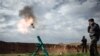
[17,6,36,34]
[19,6,34,18]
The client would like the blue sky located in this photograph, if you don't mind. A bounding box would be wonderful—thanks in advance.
[0,0,100,44]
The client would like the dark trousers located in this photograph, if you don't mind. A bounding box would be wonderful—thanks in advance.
[90,36,99,56]
[82,45,87,53]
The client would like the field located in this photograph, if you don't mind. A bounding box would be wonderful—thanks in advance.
[0,53,90,56]
[0,42,100,56]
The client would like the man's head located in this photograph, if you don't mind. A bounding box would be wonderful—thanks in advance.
[83,36,85,39]
[88,18,95,25]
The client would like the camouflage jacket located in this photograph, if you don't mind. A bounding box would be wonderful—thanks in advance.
[88,23,100,37]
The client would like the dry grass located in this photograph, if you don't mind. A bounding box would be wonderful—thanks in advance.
[0,53,90,56]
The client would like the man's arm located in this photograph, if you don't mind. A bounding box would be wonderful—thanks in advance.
[96,24,100,31]
[95,24,100,33]
[96,24,100,35]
